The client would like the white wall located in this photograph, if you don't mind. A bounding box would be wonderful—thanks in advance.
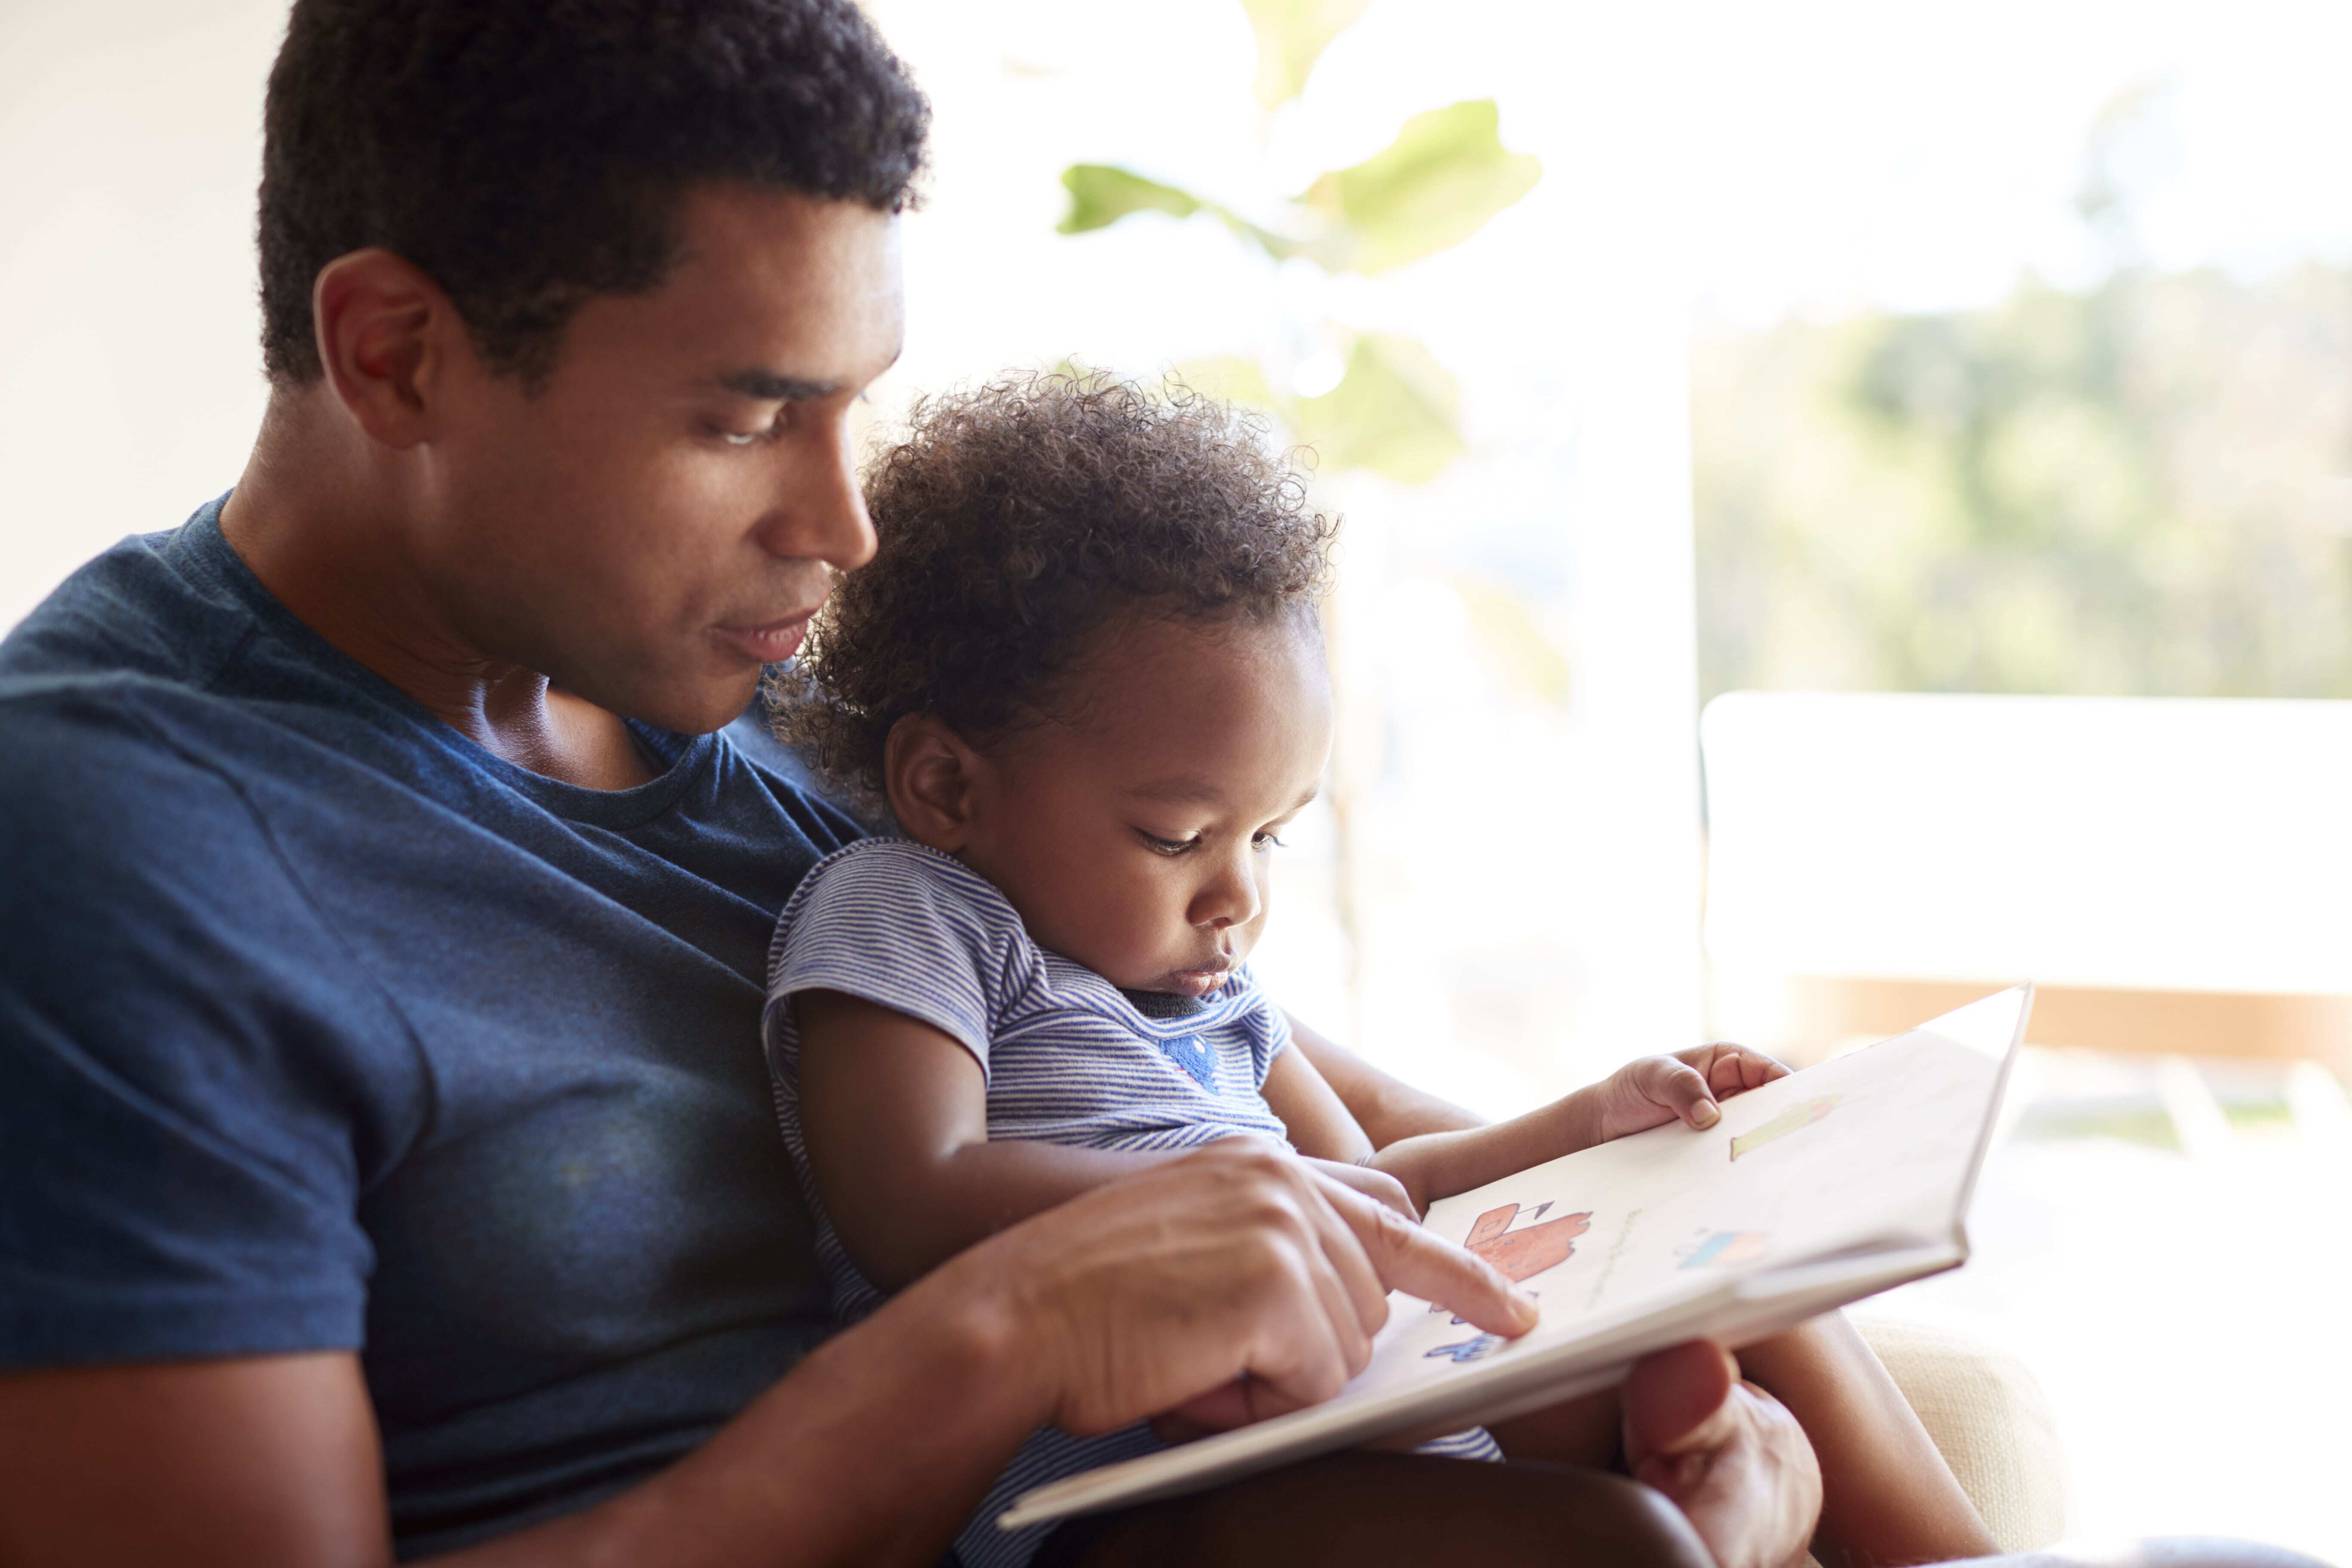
[0,0,287,628]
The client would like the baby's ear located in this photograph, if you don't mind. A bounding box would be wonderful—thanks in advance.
[884,714,983,852]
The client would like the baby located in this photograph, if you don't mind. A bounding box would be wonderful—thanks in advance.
[759,373,1988,1568]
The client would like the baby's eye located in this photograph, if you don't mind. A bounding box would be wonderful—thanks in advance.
[1139,830,1199,856]
[719,429,766,447]
[1252,832,1288,853]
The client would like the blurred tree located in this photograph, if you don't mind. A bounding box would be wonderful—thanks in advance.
[1694,262,2352,702]
[1695,78,2352,705]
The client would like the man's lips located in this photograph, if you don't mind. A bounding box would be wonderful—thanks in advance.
[716,613,816,664]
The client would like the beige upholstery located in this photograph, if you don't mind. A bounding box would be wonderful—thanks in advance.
[1855,1317,2071,1552]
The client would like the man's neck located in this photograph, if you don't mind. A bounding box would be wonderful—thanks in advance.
[220,392,655,791]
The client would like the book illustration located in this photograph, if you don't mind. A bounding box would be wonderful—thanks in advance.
[1429,1200,1593,1312]
[1424,1333,1504,1365]
[1678,1229,1771,1269]
[1729,1095,1843,1161]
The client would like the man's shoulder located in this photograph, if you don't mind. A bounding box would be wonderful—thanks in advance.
[0,498,255,693]
[0,503,290,848]
[0,674,267,848]
[0,680,338,1053]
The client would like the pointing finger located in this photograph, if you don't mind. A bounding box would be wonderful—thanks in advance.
[1322,1178,1540,1337]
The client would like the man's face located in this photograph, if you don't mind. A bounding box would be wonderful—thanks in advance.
[423,184,902,733]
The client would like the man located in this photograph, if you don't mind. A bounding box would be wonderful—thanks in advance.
[0,4,2299,1567]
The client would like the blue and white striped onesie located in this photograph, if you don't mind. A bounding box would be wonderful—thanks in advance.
[762,836,1496,1568]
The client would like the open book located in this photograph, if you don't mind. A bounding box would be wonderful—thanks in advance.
[999,984,2033,1531]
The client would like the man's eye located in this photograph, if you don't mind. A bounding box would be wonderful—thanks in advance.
[714,410,790,447]
[1140,831,1198,856]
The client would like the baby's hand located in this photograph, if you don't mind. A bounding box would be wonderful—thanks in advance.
[1588,1044,1790,1145]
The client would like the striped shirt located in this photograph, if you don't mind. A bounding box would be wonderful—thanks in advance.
[761,836,1495,1568]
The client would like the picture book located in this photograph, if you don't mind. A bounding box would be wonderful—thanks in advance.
[997,984,2033,1531]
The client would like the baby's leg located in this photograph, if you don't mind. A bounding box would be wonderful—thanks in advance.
[1487,1313,1994,1566]
[1734,1312,1997,1567]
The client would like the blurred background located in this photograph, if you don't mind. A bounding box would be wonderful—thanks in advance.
[3,0,2347,1556]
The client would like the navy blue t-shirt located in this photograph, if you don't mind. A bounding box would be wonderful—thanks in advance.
[0,499,863,1556]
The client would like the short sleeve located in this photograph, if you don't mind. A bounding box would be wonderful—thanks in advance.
[0,692,407,1371]
[765,842,1025,1080]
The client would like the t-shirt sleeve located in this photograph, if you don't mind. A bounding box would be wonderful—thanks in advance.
[767,845,1018,1078]
[0,695,394,1371]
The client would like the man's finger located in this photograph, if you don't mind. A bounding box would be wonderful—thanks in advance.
[1301,1157,1419,1219]
[1295,1167,1402,1342]
[1181,1220,1361,1427]
[1297,1230,1378,1375]
[1623,1338,1740,1462]
[1319,1179,1539,1336]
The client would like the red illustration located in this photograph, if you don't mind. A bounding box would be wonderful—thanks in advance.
[1463,1201,1592,1283]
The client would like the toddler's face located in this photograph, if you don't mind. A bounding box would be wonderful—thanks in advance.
[957,612,1331,995]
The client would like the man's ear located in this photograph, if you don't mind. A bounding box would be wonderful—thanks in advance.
[885,714,988,853]
[310,248,467,450]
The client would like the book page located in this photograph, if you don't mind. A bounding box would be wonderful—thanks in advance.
[1346,1015,2008,1400]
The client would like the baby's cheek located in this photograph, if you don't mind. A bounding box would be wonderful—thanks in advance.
[1075,883,1186,980]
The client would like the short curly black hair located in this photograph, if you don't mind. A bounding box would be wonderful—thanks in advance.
[771,371,1338,810]
[257,0,928,384]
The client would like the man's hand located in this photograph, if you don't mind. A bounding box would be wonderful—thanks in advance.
[1297,1155,1420,1219]
[1586,1044,1791,1144]
[972,1143,1538,1438]
[1622,1340,1823,1568]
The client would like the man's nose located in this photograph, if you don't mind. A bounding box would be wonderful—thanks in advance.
[1190,849,1263,931]
[753,413,878,573]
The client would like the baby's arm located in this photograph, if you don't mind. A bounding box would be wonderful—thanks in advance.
[1330,1045,1789,1213]
[795,989,1255,1291]
[1256,1046,1442,1217]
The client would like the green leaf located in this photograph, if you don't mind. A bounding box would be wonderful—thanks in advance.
[1057,162,1318,268]
[1291,333,1465,483]
[1295,100,1541,274]
[1057,165,1204,235]
[1240,0,1373,109]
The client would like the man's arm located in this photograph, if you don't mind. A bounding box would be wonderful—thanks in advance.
[0,1146,1543,1568]
[0,1287,1035,1568]
[1283,1011,1485,1145]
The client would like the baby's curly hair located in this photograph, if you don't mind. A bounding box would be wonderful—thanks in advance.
[770,370,1337,810]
